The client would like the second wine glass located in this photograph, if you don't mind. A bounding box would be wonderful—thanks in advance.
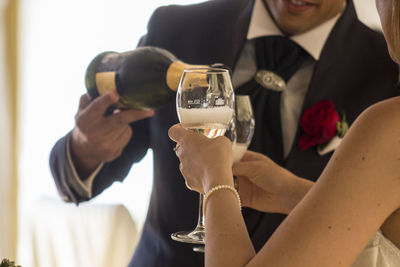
[229,95,255,163]
[171,67,235,245]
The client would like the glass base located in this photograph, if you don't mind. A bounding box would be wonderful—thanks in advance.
[171,228,205,244]
[193,245,205,253]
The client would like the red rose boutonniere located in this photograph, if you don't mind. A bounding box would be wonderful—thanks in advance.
[298,99,348,155]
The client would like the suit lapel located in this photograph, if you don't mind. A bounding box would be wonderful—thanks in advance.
[302,0,357,113]
[284,0,359,179]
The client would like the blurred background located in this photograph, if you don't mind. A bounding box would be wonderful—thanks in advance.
[0,0,381,266]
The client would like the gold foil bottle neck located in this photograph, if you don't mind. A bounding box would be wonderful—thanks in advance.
[166,61,208,91]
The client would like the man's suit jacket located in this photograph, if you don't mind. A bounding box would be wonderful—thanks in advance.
[49,0,399,266]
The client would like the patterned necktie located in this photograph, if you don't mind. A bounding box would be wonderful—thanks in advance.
[236,36,309,164]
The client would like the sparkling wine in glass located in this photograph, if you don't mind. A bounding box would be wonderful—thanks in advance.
[171,67,234,245]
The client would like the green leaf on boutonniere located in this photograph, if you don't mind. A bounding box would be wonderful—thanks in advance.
[336,112,348,138]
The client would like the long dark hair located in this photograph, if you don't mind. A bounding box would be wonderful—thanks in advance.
[393,0,400,59]
[393,0,400,82]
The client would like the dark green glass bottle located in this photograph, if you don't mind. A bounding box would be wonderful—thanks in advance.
[85,46,208,110]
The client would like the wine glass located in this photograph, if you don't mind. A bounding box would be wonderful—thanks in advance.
[171,67,235,245]
[192,95,254,253]
[229,95,255,163]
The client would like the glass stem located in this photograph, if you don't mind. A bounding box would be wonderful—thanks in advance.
[196,193,205,229]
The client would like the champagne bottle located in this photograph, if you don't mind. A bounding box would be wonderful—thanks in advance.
[85,46,214,110]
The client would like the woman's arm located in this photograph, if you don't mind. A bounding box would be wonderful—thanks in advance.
[247,97,400,266]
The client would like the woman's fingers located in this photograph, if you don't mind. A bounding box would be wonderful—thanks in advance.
[169,124,233,194]
[232,161,261,180]
[240,150,269,162]
[168,124,209,151]
[168,124,187,143]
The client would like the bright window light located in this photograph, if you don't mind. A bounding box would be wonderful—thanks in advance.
[18,0,204,265]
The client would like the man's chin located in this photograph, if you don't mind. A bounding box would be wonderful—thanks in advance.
[275,20,314,36]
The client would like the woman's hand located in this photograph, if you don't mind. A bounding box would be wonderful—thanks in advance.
[168,124,235,194]
[233,151,313,214]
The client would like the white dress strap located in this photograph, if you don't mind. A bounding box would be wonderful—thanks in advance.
[352,230,400,267]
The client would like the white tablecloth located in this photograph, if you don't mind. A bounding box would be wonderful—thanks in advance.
[29,199,139,267]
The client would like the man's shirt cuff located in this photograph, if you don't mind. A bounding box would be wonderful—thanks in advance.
[65,133,104,199]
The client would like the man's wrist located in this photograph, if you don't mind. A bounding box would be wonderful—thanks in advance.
[68,132,102,180]
[73,157,103,180]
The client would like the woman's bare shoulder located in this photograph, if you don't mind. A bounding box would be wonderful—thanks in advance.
[329,96,400,183]
[357,96,400,130]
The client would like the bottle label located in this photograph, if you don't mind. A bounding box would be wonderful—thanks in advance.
[95,71,116,95]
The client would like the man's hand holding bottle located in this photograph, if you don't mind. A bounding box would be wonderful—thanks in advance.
[70,90,154,178]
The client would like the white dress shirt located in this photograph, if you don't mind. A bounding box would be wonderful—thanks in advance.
[67,0,343,197]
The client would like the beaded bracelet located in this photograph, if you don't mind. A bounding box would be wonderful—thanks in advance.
[203,185,241,217]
